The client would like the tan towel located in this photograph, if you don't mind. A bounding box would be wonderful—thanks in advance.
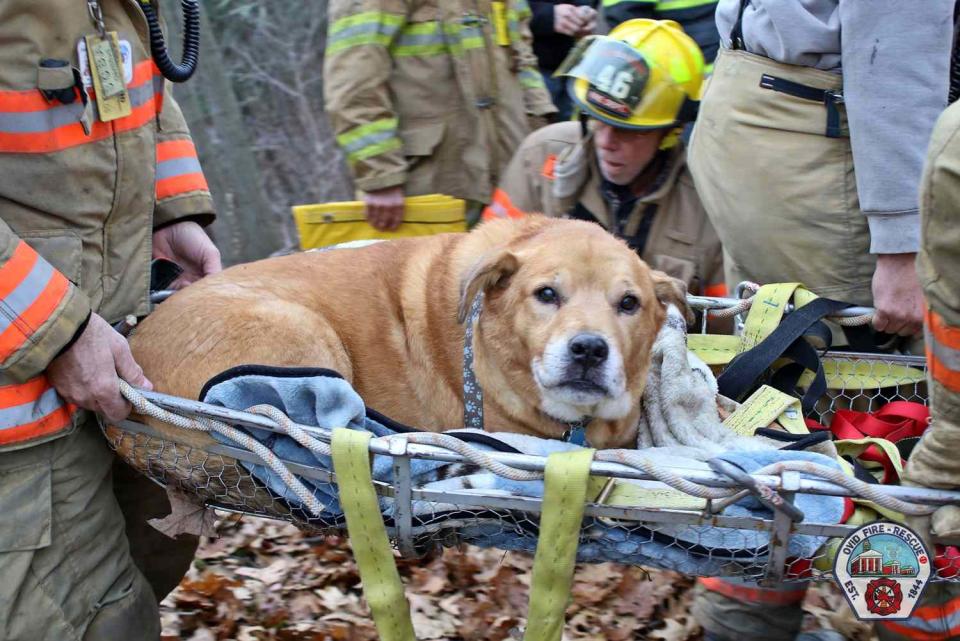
[636,305,775,459]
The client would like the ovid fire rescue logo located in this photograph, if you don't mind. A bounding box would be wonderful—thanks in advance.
[834,522,931,620]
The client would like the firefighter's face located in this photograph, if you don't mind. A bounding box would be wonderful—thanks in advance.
[592,121,667,185]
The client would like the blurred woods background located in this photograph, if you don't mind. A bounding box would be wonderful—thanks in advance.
[161,0,352,265]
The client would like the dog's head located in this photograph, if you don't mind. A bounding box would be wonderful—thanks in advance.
[458,217,687,445]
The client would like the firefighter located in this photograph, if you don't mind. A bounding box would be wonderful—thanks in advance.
[688,0,952,335]
[896,98,960,641]
[324,0,558,231]
[686,2,956,640]
[482,19,726,299]
[0,1,219,639]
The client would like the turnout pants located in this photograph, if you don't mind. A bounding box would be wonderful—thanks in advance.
[892,97,960,641]
[0,415,198,641]
[688,47,874,305]
[693,91,960,641]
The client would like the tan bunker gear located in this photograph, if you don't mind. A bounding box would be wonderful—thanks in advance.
[324,0,557,204]
[894,99,960,641]
[0,1,214,638]
[483,121,725,296]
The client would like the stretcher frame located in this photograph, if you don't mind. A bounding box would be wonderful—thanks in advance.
[104,292,960,586]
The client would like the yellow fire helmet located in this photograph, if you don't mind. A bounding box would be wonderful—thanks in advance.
[557,19,705,131]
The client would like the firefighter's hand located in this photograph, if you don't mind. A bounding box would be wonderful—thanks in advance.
[554,4,587,37]
[574,5,597,37]
[364,186,405,231]
[152,221,222,289]
[872,253,924,337]
[47,313,153,423]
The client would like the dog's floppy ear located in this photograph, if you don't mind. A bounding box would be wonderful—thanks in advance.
[650,270,694,325]
[457,249,520,324]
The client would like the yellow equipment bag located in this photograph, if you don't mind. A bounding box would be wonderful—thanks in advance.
[292,194,467,250]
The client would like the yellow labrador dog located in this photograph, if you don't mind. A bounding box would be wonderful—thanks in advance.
[131,216,684,449]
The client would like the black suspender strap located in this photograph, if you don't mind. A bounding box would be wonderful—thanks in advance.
[730,0,749,50]
[717,297,853,415]
[759,73,845,139]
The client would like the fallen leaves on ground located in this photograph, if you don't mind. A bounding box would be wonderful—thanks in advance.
[161,518,870,640]
[150,489,219,538]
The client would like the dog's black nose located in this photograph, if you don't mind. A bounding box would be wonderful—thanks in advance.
[568,334,609,369]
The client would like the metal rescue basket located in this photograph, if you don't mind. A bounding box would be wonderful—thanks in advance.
[103,286,960,591]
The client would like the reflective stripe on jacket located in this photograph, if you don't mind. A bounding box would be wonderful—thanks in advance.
[0,0,215,448]
[0,237,80,450]
[0,372,75,450]
[324,0,557,203]
[482,121,725,296]
[876,590,960,641]
[0,60,163,153]
[927,311,960,393]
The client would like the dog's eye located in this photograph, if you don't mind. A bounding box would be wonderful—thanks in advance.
[618,294,640,314]
[535,286,559,305]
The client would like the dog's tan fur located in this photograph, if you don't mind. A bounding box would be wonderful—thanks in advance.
[131,216,683,448]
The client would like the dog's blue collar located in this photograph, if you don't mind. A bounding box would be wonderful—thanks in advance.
[462,293,592,446]
[563,420,589,446]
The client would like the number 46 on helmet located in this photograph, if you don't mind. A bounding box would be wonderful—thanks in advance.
[555,19,705,132]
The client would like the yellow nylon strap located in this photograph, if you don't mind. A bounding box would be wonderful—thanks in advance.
[835,437,906,522]
[332,428,416,641]
[689,283,923,390]
[687,333,741,366]
[597,478,706,511]
[688,283,804,365]
[739,282,802,352]
[813,440,910,572]
[797,357,926,390]
[723,384,808,435]
[813,504,886,572]
[524,448,595,641]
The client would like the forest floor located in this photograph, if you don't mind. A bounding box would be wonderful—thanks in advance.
[159,518,876,641]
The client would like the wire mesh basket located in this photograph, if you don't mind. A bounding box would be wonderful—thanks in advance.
[104,292,960,586]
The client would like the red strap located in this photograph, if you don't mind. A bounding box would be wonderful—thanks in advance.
[825,402,930,484]
[934,545,960,579]
[840,497,855,523]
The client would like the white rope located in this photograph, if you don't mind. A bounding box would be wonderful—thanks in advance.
[752,460,936,516]
[710,282,759,319]
[596,450,737,500]
[391,432,544,481]
[703,282,875,326]
[834,313,874,327]
[120,382,327,516]
[244,404,332,458]
[118,382,943,518]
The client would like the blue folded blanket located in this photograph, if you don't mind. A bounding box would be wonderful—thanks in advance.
[203,367,845,575]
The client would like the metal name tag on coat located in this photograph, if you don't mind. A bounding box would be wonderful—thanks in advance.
[81,32,132,121]
[833,521,931,620]
[77,38,133,89]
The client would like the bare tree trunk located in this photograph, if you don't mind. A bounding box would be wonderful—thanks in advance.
[159,0,283,265]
